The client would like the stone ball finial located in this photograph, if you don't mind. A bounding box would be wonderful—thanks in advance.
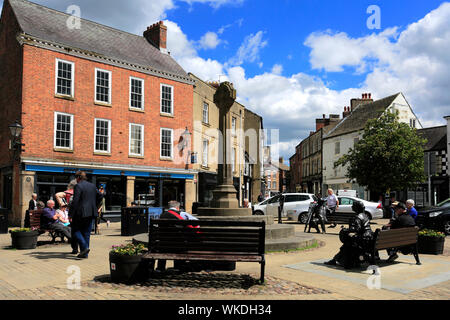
[214,82,236,111]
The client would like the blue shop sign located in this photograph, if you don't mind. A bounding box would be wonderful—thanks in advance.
[25,165,194,180]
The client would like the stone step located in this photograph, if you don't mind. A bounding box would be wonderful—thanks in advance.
[133,230,316,253]
[265,224,295,240]
[195,215,275,225]
[265,234,317,252]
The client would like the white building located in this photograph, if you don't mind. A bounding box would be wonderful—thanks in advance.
[322,93,423,200]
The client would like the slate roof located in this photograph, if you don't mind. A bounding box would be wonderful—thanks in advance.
[8,0,191,83]
[418,126,447,151]
[324,93,401,139]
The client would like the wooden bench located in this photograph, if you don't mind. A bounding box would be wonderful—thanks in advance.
[326,212,358,225]
[29,210,65,243]
[370,227,421,265]
[142,219,266,283]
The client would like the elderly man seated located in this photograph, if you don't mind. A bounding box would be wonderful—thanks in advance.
[42,200,72,241]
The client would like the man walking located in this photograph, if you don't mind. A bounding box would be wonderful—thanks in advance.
[70,171,103,259]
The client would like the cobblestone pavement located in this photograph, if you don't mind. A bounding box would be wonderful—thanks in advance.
[0,219,449,300]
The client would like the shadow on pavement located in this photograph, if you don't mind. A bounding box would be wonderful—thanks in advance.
[310,260,406,274]
[94,272,260,290]
[24,251,80,260]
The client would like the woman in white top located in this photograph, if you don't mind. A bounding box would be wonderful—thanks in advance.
[56,204,70,226]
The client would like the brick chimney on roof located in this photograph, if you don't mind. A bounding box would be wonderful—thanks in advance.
[350,93,374,111]
[343,106,351,118]
[144,21,168,53]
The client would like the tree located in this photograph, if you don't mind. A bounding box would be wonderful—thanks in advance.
[334,111,427,196]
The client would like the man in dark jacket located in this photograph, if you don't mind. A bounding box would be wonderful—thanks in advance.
[69,171,103,259]
[383,201,416,262]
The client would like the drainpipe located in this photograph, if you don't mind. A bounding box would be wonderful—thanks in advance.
[428,152,432,206]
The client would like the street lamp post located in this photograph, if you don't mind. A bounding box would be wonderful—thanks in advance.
[8,121,25,160]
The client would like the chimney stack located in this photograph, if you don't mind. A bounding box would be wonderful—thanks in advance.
[343,106,351,118]
[144,21,168,52]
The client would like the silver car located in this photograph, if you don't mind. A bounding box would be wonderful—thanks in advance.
[336,196,384,220]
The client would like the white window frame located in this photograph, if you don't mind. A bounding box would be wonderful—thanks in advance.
[95,68,112,104]
[232,117,237,136]
[160,128,174,159]
[129,123,144,157]
[54,112,74,150]
[202,102,209,124]
[129,76,145,110]
[55,58,75,97]
[160,84,174,116]
[94,118,111,153]
[202,139,209,167]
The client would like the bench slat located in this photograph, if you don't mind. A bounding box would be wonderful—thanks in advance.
[149,244,260,253]
[143,252,262,262]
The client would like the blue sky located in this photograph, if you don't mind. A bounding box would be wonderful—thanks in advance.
[1,0,450,162]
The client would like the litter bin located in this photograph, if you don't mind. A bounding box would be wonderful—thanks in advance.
[121,206,150,236]
[0,209,9,234]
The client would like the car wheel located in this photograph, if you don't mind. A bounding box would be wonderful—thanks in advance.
[365,211,372,220]
[298,212,308,224]
[444,220,450,236]
[254,210,264,216]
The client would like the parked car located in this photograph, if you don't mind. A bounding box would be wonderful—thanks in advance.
[417,198,450,235]
[334,196,384,220]
[253,193,317,219]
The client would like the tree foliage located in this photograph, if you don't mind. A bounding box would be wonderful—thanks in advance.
[334,111,427,194]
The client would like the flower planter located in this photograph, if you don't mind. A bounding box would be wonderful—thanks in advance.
[109,252,148,284]
[418,236,445,255]
[10,230,39,250]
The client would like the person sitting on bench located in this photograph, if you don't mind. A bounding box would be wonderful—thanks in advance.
[152,201,195,272]
[42,200,73,241]
[383,201,416,262]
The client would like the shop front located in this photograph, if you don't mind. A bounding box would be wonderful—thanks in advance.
[22,164,195,221]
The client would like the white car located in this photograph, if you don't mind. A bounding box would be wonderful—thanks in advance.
[336,196,384,220]
[253,193,317,219]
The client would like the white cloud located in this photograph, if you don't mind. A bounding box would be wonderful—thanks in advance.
[180,0,244,9]
[304,27,399,73]
[228,31,268,66]
[198,31,221,49]
[165,20,225,81]
[304,2,450,128]
[271,64,283,75]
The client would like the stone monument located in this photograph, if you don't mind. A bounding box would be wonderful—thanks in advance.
[197,82,251,216]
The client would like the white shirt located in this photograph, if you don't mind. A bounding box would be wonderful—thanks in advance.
[180,212,199,221]
[327,194,338,207]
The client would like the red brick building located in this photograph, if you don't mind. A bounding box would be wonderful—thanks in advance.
[0,0,196,226]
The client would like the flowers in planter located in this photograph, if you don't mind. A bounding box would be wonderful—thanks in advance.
[110,243,146,256]
[10,227,38,233]
[418,229,445,238]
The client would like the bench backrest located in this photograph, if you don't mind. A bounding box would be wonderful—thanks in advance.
[374,227,419,250]
[327,212,358,223]
[149,219,265,256]
[29,210,44,229]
